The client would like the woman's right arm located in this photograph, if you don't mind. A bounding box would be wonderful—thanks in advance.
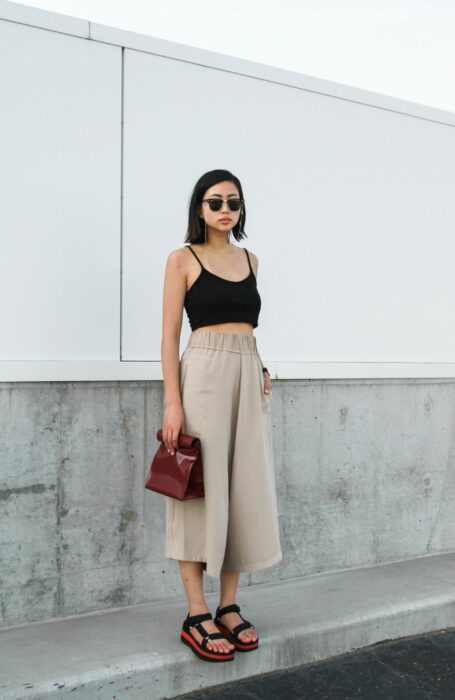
[161,248,187,456]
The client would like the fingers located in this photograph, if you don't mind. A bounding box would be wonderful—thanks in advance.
[163,428,180,455]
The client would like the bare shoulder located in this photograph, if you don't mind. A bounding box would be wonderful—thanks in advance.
[166,246,191,270]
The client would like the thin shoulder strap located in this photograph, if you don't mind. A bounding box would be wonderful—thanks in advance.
[243,248,253,274]
[186,245,205,270]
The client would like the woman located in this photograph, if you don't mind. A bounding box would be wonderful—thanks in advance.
[161,169,282,662]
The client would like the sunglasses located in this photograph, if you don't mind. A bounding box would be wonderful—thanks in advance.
[202,198,243,212]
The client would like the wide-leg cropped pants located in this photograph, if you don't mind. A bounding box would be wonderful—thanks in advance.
[165,330,282,579]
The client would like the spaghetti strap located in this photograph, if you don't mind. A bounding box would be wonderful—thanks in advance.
[186,245,205,270]
[244,248,253,274]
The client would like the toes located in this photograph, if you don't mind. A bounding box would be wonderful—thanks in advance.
[240,630,257,642]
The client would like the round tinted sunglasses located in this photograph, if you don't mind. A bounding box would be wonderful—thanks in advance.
[202,198,243,212]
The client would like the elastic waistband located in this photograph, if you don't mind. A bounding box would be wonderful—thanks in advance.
[187,330,258,355]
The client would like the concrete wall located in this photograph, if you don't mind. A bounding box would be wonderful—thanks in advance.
[1,379,454,628]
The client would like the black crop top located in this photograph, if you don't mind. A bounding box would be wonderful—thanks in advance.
[183,246,262,331]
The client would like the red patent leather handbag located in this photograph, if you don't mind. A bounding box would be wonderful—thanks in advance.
[145,428,204,501]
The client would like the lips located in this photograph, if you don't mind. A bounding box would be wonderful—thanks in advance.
[219,219,231,223]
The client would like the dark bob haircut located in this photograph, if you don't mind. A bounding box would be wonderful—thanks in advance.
[184,169,247,244]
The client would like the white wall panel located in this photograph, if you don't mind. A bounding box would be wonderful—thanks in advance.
[0,19,121,360]
[122,49,455,363]
[1,2,454,378]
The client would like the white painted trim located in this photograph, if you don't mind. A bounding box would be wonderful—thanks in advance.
[91,23,455,127]
[0,1,453,127]
[1,361,455,382]
[0,0,88,36]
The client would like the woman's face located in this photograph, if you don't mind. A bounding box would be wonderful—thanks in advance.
[199,180,242,235]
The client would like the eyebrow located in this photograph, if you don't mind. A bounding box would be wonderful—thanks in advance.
[208,193,239,198]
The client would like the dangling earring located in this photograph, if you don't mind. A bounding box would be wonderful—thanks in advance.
[204,219,207,244]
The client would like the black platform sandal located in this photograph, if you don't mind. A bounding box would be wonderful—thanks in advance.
[181,611,235,662]
[214,603,259,652]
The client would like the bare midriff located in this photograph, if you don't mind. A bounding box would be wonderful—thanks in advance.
[193,322,254,335]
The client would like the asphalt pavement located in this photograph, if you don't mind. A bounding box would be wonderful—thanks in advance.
[177,627,455,700]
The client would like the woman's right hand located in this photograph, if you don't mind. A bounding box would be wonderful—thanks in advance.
[163,401,185,456]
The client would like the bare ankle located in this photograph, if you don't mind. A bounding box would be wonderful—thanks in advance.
[188,601,209,615]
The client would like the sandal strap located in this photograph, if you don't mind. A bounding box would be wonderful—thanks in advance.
[201,631,229,649]
[192,622,210,637]
[185,611,212,626]
[216,603,240,617]
[207,631,228,640]
[232,620,253,638]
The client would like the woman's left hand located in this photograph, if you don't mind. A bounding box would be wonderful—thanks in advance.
[263,370,272,395]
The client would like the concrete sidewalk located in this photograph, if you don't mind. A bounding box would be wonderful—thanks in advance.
[1,552,454,700]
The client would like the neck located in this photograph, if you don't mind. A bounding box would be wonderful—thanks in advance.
[204,232,232,251]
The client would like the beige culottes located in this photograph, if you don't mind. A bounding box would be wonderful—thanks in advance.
[165,330,282,579]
